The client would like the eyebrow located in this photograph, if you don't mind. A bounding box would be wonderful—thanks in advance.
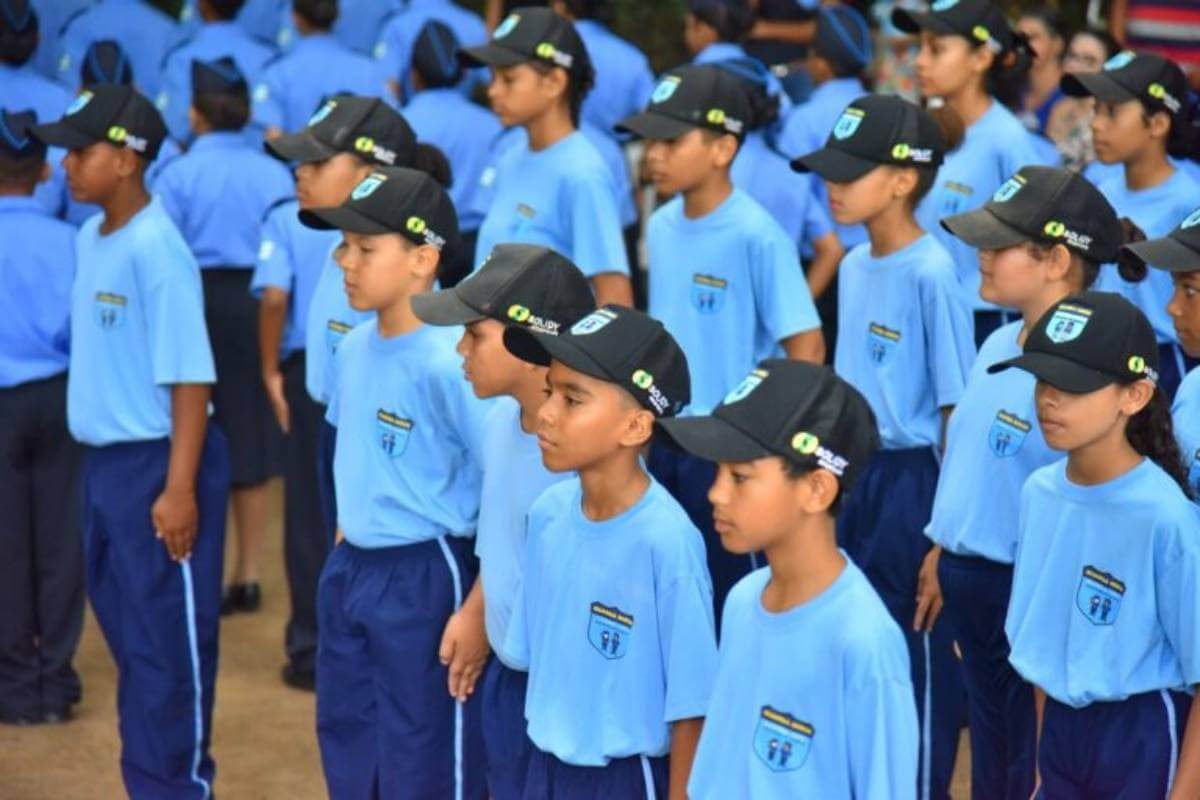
[553,379,593,398]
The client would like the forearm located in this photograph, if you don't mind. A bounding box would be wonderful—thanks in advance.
[259,288,289,377]
[1170,689,1200,799]
[668,717,703,800]
[782,329,826,364]
[460,576,485,617]
[806,234,843,299]
[166,384,210,492]
[749,18,816,45]
[591,273,634,308]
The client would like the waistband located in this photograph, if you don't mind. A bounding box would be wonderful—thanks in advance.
[939,550,1013,573]
[340,534,472,564]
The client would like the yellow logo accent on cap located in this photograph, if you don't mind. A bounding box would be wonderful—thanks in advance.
[632,370,654,390]
[1044,220,1066,237]
[106,125,127,143]
[891,143,911,160]
[972,25,990,42]
[1148,83,1166,99]
[354,136,375,154]
[507,304,531,323]
[706,108,726,125]
[536,42,556,59]
[1128,355,1146,374]
[791,432,820,455]
[406,216,427,234]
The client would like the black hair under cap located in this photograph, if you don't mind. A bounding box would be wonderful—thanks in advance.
[81,40,133,86]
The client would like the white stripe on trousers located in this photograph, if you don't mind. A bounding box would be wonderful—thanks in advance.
[181,561,211,800]
[921,632,932,800]
[1162,689,1179,798]
[436,536,466,800]
[640,754,656,800]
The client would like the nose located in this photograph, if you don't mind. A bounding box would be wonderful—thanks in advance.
[1167,286,1184,319]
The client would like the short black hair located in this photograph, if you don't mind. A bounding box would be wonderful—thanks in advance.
[203,0,246,21]
[193,89,250,131]
[0,150,43,186]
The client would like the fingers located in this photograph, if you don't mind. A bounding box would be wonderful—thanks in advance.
[448,656,484,702]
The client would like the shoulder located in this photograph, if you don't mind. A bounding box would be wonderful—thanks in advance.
[1176,369,1200,413]
[638,481,706,557]
[978,320,1023,361]
[262,196,299,225]
[338,320,375,359]
[647,195,685,229]
[1022,461,1062,503]
[831,567,911,678]
[724,568,770,617]
[910,235,959,282]
[159,30,198,69]
[559,134,611,178]
[528,477,579,524]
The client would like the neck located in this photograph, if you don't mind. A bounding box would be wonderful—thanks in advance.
[865,200,923,257]
[1124,147,1174,192]
[376,294,424,338]
[525,105,575,152]
[1019,284,1074,345]
[947,84,992,128]
[1026,61,1061,104]
[761,518,845,612]
[99,182,150,235]
[513,373,548,435]
[577,450,650,522]
[1066,429,1142,486]
[683,171,733,219]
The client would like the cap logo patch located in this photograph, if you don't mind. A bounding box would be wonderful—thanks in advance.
[1105,51,1135,71]
[354,136,398,166]
[971,25,990,42]
[494,14,519,38]
[1045,303,1092,344]
[508,304,531,323]
[1128,355,1145,375]
[1147,82,1182,113]
[723,368,767,405]
[1181,208,1200,229]
[106,125,147,153]
[792,432,820,455]
[535,42,574,69]
[632,370,654,390]
[1043,220,1093,251]
[631,369,670,414]
[570,308,618,335]
[891,142,934,163]
[308,101,336,126]
[706,108,743,135]
[651,76,681,105]
[66,90,93,116]
[791,432,850,477]
[993,175,1026,202]
[406,216,446,250]
[508,304,561,334]
[406,216,426,234]
[351,174,385,200]
[832,107,864,140]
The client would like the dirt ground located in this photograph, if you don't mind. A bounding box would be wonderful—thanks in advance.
[0,479,971,799]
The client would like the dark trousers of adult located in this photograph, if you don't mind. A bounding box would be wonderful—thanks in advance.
[0,373,83,720]
[281,351,330,674]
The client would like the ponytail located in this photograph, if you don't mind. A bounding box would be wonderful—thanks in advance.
[529,60,594,128]
[1115,216,1149,283]
[411,142,453,189]
[1126,388,1194,499]
[691,2,754,43]
[1168,90,1200,162]
[987,35,1034,111]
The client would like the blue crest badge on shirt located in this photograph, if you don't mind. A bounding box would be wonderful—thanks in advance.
[67,90,94,116]
[988,410,1032,457]
[376,410,413,459]
[724,368,768,405]
[1076,566,1124,626]
[587,602,632,659]
[753,706,813,773]
[1045,303,1092,344]
[570,308,618,336]
[494,13,520,39]
[1182,209,1200,230]
[993,175,1025,203]
[652,76,681,105]
[1188,448,1200,495]
[325,319,352,354]
[867,322,900,366]
[1104,51,1136,71]
[93,291,127,330]
[691,273,728,314]
[832,108,864,140]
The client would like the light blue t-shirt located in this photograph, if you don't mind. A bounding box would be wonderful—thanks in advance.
[731,131,833,249]
[250,199,339,357]
[474,130,628,278]
[403,88,502,232]
[917,101,1047,311]
[372,0,486,98]
[0,196,76,388]
[68,197,215,446]
[1094,170,1200,343]
[251,33,383,134]
[0,64,73,125]
[325,320,492,547]
[304,254,372,404]
[647,189,821,415]
[575,19,654,139]
[154,21,276,141]
[926,321,1057,562]
[834,235,974,450]
[1007,459,1200,708]
[1175,368,1200,501]
[155,131,294,269]
[476,398,570,663]
[30,0,93,80]
[55,0,184,98]
[688,561,918,800]
[503,477,718,767]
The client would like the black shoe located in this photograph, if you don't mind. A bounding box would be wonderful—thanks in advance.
[41,707,72,724]
[220,583,262,616]
[281,664,315,692]
[0,711,37,726]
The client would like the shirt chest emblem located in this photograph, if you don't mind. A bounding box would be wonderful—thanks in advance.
[754,705,814,772]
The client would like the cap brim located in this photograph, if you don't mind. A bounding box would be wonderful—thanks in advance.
[1060,72,1136,103]
[411,289,486,326]
[655,415,772,464]
[791,146,879,182]
[458,43,527,69]
[891,7,957,35]
[1121,236,1200,273]
[503,326,612,382]
[30,120,97,151]
[298,205,392,234]
[265,130,337,163]
[614,111,697,140]
[941,208,1030,250]
[987,352,1119,394]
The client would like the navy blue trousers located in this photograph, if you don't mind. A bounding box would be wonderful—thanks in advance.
[317,417,337,551]
[525,750,669,800]
[0,374,83,718]
[83,431,228,799]
[481,657,533,800]
[316,537,486,800]
[1038,690,1192,799]
[939,552,1036,800]
[837,447,966,800]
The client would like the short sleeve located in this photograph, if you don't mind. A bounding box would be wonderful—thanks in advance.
[154,163,186,232]
[844,665,919,799]
[656,529,718,722]
[565,170,629,277]
[250,209,294,297]
[1156,511,1200,685]
[749,226,821,343]
[325,343,343,427]
[917,260,975,409]
[251,64,286,131]
[500,516,537,670]
[136,230,215,386]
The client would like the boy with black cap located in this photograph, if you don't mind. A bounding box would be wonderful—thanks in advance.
[616,62,824,621]
[31,84,229,797]
[501,306,718,798]
[658,360,918,798]
[0,108,83,727]
[794,93,974,800]
[156,57,293,625]
[411,243,595,799]
[300,166,492,799]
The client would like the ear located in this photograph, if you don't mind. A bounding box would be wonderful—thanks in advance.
[1119,379,1155,417]
[410,243,441,281]
[540,66,569,105]
[710,133,739,169]
[891,166,920,199]
[1146,109,1172,143]
[969,41,996,76]
[1044,242,1074,282]
[114,147,140,179]
[799,468,841,514]
[617,406,656,449]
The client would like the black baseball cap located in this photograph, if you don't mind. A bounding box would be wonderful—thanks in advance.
[658,360,879,492]
[299,166,459,253]
[988,291,1159,393]
[265,95,417,167]
[1121,207,1200,274]
[942,166,1122,262]
[412,20,462,88]
[31,85,167,160]
[504,305,691,418]
[615,64,751,141]
[81,40,133,86]
[814,5,873,75]
[792,94,944,182]
[1061,51,1188,120]
[892,0,1019,55]
[412,244,595,333]
[458,7,592,81]
[192,56,246,97]
[0,109,45,160]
